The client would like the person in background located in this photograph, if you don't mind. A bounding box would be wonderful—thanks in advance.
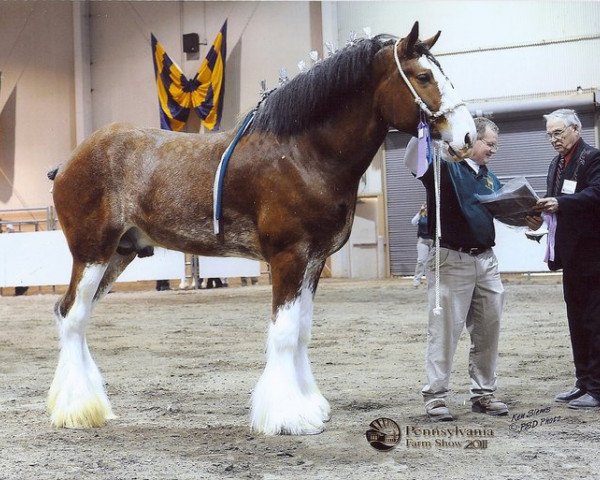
[405,117,508,421]
[241,276,259,286]
[527,108,600,410]
[411,203,433,288]
[201,278,225,288]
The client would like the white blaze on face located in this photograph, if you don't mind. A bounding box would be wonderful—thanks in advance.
[418,56,476,153]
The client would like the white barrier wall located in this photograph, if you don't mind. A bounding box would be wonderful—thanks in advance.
[0,231,260,288]
[197,257,260,278]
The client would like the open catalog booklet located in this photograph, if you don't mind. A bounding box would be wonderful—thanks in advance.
[475,176,539,227]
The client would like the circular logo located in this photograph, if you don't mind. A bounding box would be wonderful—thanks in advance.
[365,417,401,451]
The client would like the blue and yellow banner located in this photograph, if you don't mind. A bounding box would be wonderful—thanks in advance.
[151,20,227,131]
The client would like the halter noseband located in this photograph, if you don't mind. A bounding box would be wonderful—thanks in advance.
[393,38,465,120]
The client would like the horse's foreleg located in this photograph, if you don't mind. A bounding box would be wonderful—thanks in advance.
[251,253,325,435]
[48,262,113,428]
[296,260,331,423]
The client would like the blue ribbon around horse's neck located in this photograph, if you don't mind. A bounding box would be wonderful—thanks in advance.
[416,114,432,178]
[213,109,257,234]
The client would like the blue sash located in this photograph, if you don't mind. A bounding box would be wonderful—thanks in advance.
[213,110,256,234]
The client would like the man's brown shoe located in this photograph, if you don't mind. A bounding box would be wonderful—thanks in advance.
[471,395,508,416]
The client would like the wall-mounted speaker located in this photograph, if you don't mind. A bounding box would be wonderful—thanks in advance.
[183,33,199,53]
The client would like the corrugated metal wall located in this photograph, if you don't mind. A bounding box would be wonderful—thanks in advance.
[384,131,423,277]
[384,112,598,276]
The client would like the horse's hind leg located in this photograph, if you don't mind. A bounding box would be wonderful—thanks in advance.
[251,252,327,435]
[48,260,112,428]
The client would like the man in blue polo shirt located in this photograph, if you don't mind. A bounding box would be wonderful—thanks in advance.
[405,117,508,421]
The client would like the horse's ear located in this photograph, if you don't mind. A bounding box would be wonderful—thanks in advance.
[422,31,441,50]
[397,21,420,56]
[405,21,420,52]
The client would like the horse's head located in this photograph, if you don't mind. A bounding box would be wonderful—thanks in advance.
[375,22,475,160]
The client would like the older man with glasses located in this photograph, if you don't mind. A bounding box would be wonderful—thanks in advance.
[527,108,600,410]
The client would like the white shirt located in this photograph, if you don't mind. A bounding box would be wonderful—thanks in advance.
[464,158,480,174]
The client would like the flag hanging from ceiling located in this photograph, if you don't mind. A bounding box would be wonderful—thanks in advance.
[151,20,227,131]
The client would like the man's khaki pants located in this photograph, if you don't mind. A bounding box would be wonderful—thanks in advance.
[422,247,505,401]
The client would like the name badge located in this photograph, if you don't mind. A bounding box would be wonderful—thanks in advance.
[561,179,577,194]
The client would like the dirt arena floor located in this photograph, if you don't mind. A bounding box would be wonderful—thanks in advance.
[1,276,599,479]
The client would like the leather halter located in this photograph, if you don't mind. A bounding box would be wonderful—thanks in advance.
[393,38,465,120]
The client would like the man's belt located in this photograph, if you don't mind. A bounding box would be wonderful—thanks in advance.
[439,243,489,256]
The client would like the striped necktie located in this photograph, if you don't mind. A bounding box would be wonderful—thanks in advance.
[553,155,565,196]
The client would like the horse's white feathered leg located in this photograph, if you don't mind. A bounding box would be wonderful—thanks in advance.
[48,263,114,428]
[296,285,331,422]
[251,292,325,435]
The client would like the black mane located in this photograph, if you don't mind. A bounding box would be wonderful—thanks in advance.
[414,41,443,74]
[249,35,397,136]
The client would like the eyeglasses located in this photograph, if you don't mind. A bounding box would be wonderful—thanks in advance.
[478,139,498,151]
[546,125,573,140]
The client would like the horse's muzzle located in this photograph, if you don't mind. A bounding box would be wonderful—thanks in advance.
[444,142,473,162]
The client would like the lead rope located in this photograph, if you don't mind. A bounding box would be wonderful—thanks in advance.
[392,37,459,315]
[432,143,443,316]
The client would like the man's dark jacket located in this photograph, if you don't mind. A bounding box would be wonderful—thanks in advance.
[546,139,600,273]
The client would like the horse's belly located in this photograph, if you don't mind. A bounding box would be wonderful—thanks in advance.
[135,219,264,261]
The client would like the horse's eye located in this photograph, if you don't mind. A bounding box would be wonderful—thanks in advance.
[416,73,430,84]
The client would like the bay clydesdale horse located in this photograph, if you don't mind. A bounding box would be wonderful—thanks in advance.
[47,22,475,435]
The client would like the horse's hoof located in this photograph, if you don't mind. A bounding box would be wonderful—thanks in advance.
[282,427,324,435]
[307,393,331,423]
[264,424,325,436]
[251,415,325,436]
[48,394,114,429]
[301,425,325,435]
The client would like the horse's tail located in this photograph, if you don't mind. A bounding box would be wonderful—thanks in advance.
[47,166,59,181]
